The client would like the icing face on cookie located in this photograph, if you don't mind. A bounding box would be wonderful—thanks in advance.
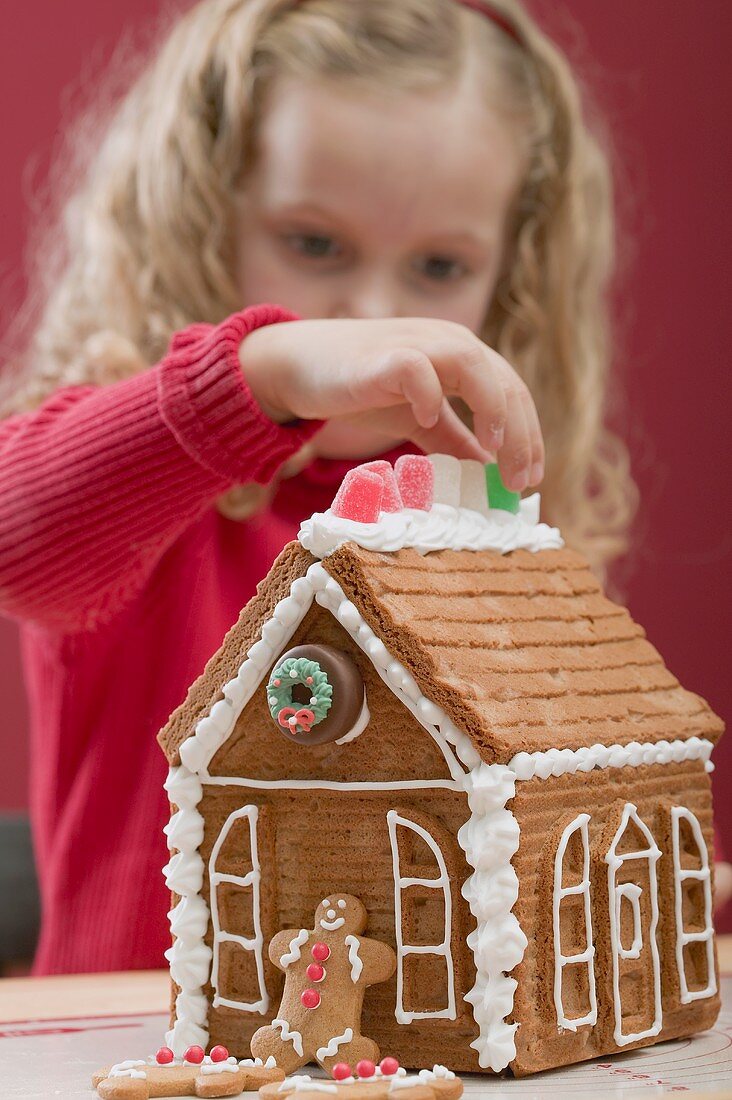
[315,895,366,934]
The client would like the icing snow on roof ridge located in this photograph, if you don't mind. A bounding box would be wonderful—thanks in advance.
[298,453,563,559]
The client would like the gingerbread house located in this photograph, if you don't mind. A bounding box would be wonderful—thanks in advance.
[158,455,723,1077]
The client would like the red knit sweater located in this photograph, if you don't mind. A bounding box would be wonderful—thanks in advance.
[0,304,370,975]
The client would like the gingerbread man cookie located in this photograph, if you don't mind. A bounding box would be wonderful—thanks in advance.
[250,894,396,1074]
[259,1058,463,1100]
[92,1046,283,1098]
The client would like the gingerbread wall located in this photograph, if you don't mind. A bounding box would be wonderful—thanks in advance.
[510,759,720,1076]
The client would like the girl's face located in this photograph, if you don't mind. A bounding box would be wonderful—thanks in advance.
[235,66,524,332]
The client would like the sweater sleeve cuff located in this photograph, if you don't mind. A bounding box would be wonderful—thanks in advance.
[157,304,323,486]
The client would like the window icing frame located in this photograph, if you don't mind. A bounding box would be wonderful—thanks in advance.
[386,809,456,1024]
[552,813,598,1031]
[208,804,269,1013]
[671,806,716,1004]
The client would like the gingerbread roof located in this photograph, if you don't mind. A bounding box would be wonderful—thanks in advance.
[158,539,723,768]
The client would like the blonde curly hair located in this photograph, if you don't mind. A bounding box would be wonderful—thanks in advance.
[2,0,637,571]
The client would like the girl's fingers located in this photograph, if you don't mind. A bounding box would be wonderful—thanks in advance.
[409,399,491,461]
[349,349,444,429]
[498,380,534,492]
[432,340,510,454]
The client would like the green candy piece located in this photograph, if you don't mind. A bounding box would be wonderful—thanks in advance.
[485,463,520,514]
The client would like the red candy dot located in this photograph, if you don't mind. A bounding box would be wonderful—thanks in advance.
[210,1045,229,1062]
[356,1060,376,1079]
[379,1057,400,1076]
[301,988,321,1009]
[306,962,325,983]
[306,676,314,685]
[155,1047,174,1065]
[311,942,330,962]
[183,1045,205,1065]
[273,679,281,687]
[332,1064,352,1081]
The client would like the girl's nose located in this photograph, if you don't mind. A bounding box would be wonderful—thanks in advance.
[330,276,401,321]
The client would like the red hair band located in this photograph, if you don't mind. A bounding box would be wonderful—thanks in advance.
[456,0,523,47]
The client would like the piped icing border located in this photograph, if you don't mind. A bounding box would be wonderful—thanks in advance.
[165,564,718,1067]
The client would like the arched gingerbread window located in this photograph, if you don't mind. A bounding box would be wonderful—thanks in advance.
[671,806,716,1003]
[386,809,456,1024]
[208,805,269,1013]
[552,813,597,1030]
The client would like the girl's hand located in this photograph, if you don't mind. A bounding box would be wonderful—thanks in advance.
[239,317,544,491]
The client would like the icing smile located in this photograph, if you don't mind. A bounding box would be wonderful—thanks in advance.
[319,917,345,930]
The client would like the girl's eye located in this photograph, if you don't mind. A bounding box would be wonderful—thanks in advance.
[415,255,467,283]
[286,233,342,259]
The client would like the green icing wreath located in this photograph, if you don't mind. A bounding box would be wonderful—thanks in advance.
[267,656,333,735]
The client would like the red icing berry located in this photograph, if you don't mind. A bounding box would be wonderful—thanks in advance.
[209,1045,229,1062]
[306,962,325,982]
[311,942,331,961]
[356,1060,376,1079]
[301,988,321,1009]
[394,455,434,511]
[379,1057,400,1076]
[332,1064,352,1081]
[273,678,281,687]
[331,468,383,523]
[358,460,403,512]
[306,676,314,684]
[183,1045,205,1065]
[155,1047,174,1065]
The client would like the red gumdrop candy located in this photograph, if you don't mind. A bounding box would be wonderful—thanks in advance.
[311,942,331,961]
[332,469,383,523]
[155,1047,174,1064]
[301,988,321,1009]
[358,461,403,512]
[209,1045,229,1062]
[356,1059,376,1079]
[183,1045,205,1064]
[306,962,325,982]
[332,1064,352,1081]
[379,1057,400,1076]
[394,455,434,511]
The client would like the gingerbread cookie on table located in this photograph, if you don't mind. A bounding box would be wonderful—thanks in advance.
[250,894,396,1074]
[93,1046,283,1098]
[260,1058,463,1100]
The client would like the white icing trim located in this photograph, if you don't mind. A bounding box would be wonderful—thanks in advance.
[605,803,662,1046]
[209,805,269,1014]
[510,737,715,781]
[387,809,456,1024]
[616,884,643,959]
[203,777,461,792]
[280,929,309,967]
[109,1060,146,1079]
[457,764,526,1071]
[315,1027,354,1060]
[272,1018,304,1057]
[163,766,211,1055]
[201,1057,239,1074]
[298,494,563,558]
[279,1076,338,1094]
[671,806,717,1004]
[344,935,363,982]
[552,813,597,1031]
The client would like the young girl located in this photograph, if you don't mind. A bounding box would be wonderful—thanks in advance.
[1,0,706,977]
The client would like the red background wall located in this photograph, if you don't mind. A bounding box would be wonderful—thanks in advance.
[1,1,730,929]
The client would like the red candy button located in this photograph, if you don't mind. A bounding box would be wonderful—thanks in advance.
[332,468,383,523]
[356,1060,376,1079]
[311,942,330,962]
[183,1045,205,1065]
[209,1045,229,1062]
[155,1047,174,1065]
[301,988,321,1009]
[306,962,325,983]
[332,1064,352,1081]
[379,1057,400,1076]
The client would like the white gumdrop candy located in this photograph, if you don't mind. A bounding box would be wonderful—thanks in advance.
[460,459,489,516]
[429,453,461,507]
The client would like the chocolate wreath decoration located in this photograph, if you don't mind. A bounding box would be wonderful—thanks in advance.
[266,645,367,746]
